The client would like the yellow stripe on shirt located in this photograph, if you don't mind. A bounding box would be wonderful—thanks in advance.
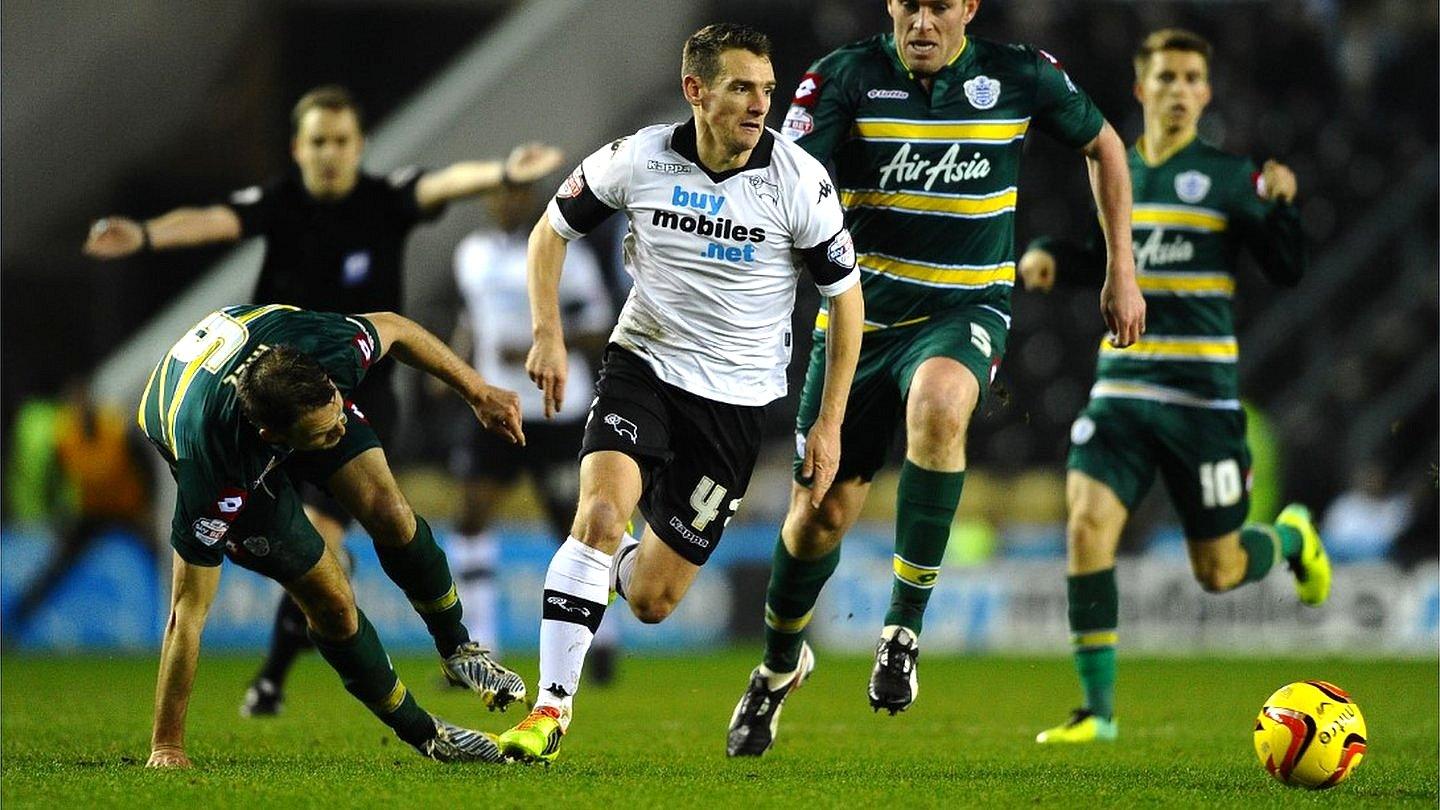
[814,310,931,333]
[1136,272,1236,296]
[858,253,1015,288]
[1100,335,1239,362]
[840,187,1016,218]
[852,118,1030,143]
[1132,205,1228,232]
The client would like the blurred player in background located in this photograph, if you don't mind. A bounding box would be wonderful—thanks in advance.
[139,305,527,767]
[727,0,1145,757]
[445,182,621,682]
[84,84,563,717]
[1018,29,1327,744]
[6,378,153,636]
[496,23,864,763]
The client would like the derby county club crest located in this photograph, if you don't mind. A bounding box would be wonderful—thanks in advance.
[963,75,1001,110]
[1174,170,1212,204]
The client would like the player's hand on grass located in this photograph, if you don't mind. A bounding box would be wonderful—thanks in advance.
[84,217,145,259]
[802,418,841,508]
[146,745,192,768]
[526,334,568,419]
[1258,159,1298,204]
[505,144,565,186]
[471,385,525,446]
[1018,248,1056,293]
[1101,267,1146,348]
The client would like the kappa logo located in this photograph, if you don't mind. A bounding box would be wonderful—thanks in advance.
[647,159,692,175]
[192,517,229,547]
[866,88,909,100]
[668,516,711,548]
[963,75,1001,109]
[545,596,592,618]
[557,166,585,199]
[242,536,270,557]
[1174,170,1212,203]
[817,179,833,203]
[605,413,638,443]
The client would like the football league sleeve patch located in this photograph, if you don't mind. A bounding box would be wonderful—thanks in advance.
[799,228,860,297]
[548,140,629,240]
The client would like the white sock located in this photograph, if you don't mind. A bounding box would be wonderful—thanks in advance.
[537,536,612,706]
[452,532,500,655]
[611,532,641,601]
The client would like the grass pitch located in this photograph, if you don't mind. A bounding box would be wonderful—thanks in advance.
[2,651,1435,807]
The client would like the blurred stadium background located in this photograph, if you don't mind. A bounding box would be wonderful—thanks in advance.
[2,0,1435,659]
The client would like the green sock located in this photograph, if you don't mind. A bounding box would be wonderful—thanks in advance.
[762,537,841,673]
[310,609,435,748]
[373,515,469,656]
[1069,568,1118,720]
[884,461,965,634]
[1238,523,1303,584]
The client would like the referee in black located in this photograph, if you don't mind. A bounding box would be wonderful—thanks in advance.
[85,84,563,717]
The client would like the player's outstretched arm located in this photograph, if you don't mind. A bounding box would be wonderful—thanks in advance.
[365,311,524,445]
[84,206,242,260]
[524,217,571,419]
[148,552,221,768]
[414,143,565,211]
[805,283,864,506]
[1080,123,1145,347]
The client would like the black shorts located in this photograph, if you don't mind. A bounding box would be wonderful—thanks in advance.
[582,346,765,566]
[299,368,398,526]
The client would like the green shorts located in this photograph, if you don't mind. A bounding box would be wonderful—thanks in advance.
[794,306,1008,483]
[168,407,382,583]
[1067,396,1252,539]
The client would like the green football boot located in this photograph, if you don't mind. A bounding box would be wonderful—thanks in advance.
[1035,709,1118,744]
[498,704,569,764]
[1277,503,1331,606]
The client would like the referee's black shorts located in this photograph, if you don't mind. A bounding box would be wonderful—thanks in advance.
[581,345,765,566]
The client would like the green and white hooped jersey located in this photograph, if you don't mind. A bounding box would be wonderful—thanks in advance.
[1093,138,1292,409]
[782,34,1105,333]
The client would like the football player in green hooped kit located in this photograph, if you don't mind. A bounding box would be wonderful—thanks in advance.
[727,0,1147,757]
[1018,28,1329,744]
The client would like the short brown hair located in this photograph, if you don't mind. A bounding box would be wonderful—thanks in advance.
[1134,28,1213,77]
[236,345,335,431]
[291,84,364,134]
[681,23,772,85]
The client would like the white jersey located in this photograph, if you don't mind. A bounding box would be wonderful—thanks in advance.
[547,121,859,406]
[454,229,610,422]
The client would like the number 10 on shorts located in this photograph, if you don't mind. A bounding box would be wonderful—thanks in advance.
[1199,459,1243,508]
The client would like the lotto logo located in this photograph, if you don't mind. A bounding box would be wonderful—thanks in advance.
[792,72,824,106]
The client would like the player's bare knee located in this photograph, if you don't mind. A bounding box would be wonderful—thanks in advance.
[305,596,358,641]
[783,499,846,557]
[1191,553,1243,593]
[627,592,675,624]
[573,497,626,549]
[360,492,415,547]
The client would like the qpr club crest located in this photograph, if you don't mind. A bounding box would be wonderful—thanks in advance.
[1175,170,1211,203]
[963,75,1001,110]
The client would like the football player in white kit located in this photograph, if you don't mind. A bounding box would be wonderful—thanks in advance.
[497,23,865,762]
[446,182,621,682]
